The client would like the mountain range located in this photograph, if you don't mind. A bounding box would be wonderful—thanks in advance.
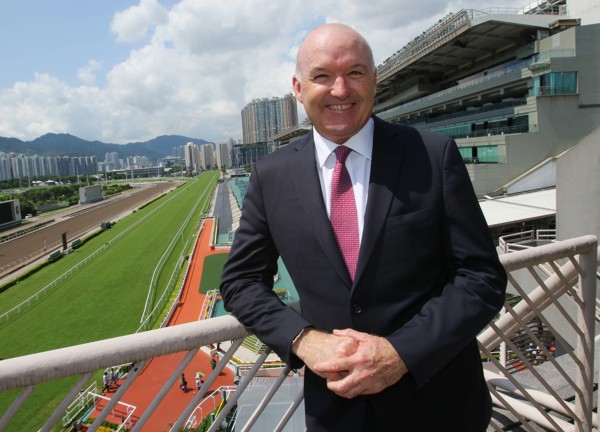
[0,133,209,161]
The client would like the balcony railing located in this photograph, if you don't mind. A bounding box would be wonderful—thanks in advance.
[499,229,557,254]
[482,235,599,431]
[0,235,598,431]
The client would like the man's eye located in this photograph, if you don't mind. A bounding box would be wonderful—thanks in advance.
[348,71,364,78]
[312,74,328,82]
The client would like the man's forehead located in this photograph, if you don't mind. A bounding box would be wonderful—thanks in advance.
[300,44,371,71]
[305,61,371,74]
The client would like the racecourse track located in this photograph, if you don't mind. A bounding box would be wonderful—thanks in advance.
[0,182,180,278]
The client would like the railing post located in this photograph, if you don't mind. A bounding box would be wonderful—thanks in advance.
[499,307,507,367]
[575,241,597,431]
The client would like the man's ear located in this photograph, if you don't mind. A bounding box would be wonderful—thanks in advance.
[292,75,303,104]
[372,69,378,94]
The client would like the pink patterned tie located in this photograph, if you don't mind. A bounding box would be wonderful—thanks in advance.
[330,145,359,280]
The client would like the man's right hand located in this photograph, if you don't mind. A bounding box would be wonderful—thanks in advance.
[292,328,358,380]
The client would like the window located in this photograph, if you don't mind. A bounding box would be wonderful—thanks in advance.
[459,146,499,163]
[476,145,499,163]
[531,72,577,96]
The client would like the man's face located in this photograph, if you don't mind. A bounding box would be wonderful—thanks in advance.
[293,28,377,144]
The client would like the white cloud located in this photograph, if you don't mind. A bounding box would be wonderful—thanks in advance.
[0,74,101,139]
[111,0,168,44]
[77,59,102,86]
[0,0,528,144]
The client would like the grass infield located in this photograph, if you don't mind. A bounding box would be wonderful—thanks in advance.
[0,171,219,431]
[199,253,229,295]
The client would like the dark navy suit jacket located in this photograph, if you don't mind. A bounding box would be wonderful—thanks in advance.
[220,116,507,431]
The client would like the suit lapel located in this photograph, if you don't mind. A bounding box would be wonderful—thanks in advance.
[354,117,406,286]
[290,133,352,287]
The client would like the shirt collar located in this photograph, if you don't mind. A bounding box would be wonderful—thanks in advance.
[314,117,374,168]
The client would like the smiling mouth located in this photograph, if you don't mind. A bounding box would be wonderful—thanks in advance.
[327,103,353,111]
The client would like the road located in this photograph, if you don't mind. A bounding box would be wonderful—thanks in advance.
[0,182,180,278]
[214,181,232,237]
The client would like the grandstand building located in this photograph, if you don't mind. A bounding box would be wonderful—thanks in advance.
[272,0,600,242]
[373,5,599,199]
[230,143,273,169]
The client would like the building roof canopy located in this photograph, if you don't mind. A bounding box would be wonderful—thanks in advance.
[479,188,556,227]
[376,12,559,102]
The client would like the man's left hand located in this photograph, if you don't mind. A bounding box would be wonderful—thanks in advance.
[312,328,408,399]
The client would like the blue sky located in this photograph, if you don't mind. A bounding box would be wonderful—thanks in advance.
[0,0,527,144]
[1,2,127,88]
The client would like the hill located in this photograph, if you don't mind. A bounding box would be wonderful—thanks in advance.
[0,133,209,161]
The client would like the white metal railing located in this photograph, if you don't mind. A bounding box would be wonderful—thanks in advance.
[0,219,54,246]
[0,188,158,277]
[1,186,180,325]
[377,10,472,82]
[480,235,599,431]
[140,176,217,326]
[199,289,220,321]
[378,58,532,121]
[530,48,575,66]
[86,392,136,432]
[62,382,98,427]
[160,219,208,329]
[0,235,597,431]
[184,386,237,430]
[499,229,557,254]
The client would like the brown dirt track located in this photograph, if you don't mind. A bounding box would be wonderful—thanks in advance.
[0,182,180,279]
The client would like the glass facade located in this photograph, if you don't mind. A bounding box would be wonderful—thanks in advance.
[531,72,577,96]
[458,145,499,163]
[477,145,499,163]
[430,115,528,140]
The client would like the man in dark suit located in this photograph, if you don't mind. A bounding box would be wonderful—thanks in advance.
[220,23,506,431]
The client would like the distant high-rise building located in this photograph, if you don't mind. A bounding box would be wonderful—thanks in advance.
[184,142,200,173]
[105,152,120,168]
[0,152,98,180]
[172,145,184,161]
[216,139,234,169]
[0,154,10,181]
[125,155,150,169]
[241,93,298,144]
[200,143,215,170]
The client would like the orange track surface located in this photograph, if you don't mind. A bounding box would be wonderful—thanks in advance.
[93,218,232,431]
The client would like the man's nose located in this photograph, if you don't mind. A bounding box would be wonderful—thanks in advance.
[331,76,349,98]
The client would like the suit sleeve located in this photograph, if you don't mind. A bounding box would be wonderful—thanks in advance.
[219,164,312,368]
[386,138,507,388]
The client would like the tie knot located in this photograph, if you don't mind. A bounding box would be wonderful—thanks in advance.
[334,145,352,164]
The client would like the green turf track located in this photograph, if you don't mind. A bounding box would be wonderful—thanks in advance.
[0,171,219,431]
[199,254,230,295]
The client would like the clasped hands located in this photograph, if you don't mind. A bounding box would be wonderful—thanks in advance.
[292,328,408,399]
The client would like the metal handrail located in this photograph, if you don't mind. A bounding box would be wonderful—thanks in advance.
[481,235,599,432]
[0,314,247,393]
[499,229,558,254]
[0,235,597,431]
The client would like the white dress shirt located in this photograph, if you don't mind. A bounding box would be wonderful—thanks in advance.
[314,118,373,244]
